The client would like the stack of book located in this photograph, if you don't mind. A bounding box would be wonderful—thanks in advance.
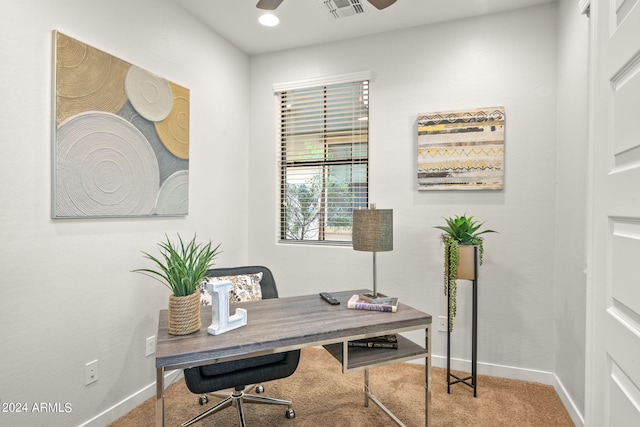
[347,294,399,313]
[348,334,398,349]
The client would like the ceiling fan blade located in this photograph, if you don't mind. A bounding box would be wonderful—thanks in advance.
[366,0,397,10]
[256,0,284,10]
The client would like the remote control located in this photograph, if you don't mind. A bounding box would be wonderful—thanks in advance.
[319,292,340,305]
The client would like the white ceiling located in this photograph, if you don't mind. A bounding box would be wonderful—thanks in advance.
[175,0,555,55]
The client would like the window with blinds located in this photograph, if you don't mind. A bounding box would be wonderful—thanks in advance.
[276,79,369,244]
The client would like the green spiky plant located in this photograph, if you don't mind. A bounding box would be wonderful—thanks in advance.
[134,234,222,297]
[435,215,496,330]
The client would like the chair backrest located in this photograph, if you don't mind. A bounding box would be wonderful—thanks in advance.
[204,266,279,300]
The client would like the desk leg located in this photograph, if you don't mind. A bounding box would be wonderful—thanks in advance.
[426,326,432,427]
[364,369,370,407]
[156,367,164,427]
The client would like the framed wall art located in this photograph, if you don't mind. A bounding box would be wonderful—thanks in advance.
[52,31,190,218]
[417,107,505,191]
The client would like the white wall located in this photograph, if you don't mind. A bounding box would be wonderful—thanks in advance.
[0,1,250,426]
[554,0,589,421]
[0,1,589,426]
[250,2,560,377]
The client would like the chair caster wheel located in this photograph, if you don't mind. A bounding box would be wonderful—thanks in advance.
[286,408,295,419]
[256,385,264,393]
[199,395,208,405]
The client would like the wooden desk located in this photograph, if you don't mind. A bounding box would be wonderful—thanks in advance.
[156,289,432,426]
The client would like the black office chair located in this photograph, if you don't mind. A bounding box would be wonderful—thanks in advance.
[182,266,301,427]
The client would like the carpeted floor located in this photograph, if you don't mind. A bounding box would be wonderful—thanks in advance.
[110,347,575,426]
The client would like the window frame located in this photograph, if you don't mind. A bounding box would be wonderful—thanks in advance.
[273,72,371,246]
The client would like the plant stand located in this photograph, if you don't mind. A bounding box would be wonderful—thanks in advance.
[446,245,478,397]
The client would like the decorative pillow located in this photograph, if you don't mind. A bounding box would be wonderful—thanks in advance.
[198,272,263,306]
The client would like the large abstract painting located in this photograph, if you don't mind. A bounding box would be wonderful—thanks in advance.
[417,107,505,190]
[52,31,189,218]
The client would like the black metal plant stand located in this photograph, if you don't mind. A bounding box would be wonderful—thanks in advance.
[446,245,478,397]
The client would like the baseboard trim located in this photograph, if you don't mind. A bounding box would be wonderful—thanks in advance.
[430,355,585,426]
[78,370,183,427]
[430,355,554,383]
[553,374,585,427]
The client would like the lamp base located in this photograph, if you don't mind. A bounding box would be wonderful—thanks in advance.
[359,292,394,304]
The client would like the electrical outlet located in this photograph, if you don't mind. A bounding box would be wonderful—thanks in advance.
[85,360,99,385]
[438,316,448,332]
[146,336,156,357]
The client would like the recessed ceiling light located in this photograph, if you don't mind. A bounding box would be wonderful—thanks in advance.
[259,13,279,27]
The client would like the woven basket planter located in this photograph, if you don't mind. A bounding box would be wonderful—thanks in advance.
[168,291,201,335]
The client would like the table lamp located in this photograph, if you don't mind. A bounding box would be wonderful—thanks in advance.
[352,203,393,303]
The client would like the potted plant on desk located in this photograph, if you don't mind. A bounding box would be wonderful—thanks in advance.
[134,234,221,335]
[435,215,496,330]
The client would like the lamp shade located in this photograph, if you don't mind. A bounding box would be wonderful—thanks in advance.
[352,208,393,252]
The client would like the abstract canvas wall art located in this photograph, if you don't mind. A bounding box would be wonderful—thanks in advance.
[417,107,505,190]
[52,31,189,218]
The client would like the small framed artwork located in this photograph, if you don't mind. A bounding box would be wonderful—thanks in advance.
[417,107,505,191]
[52,31,190,218]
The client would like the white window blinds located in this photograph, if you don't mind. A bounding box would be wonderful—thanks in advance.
[275,76,369,244]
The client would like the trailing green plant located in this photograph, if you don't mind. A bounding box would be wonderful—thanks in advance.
[435,215,496,330]
[134,234,222,297]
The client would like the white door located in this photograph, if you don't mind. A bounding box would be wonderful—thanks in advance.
[587,0,640,425]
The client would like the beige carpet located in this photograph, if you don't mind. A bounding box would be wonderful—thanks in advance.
[110,347,575,426]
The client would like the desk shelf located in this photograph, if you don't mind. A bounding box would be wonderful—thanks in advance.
[323,334,428,372]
